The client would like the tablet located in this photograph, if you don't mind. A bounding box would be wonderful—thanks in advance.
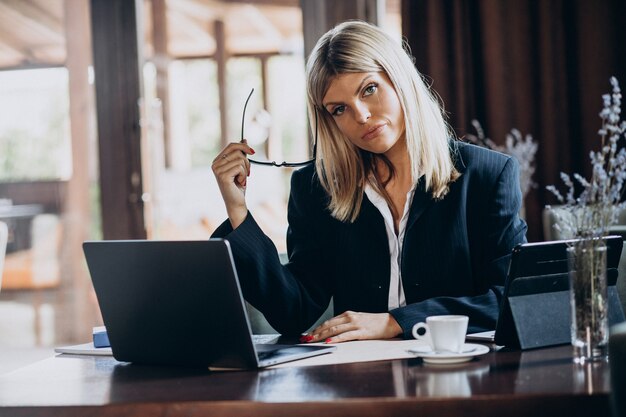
[493,236,624,349]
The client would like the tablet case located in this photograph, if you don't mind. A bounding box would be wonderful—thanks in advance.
[494,236,625,350]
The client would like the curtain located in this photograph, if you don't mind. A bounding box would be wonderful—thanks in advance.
[402,0,626,241]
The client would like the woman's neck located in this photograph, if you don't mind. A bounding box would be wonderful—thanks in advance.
[376,137,412,186]
[372,137,413,234]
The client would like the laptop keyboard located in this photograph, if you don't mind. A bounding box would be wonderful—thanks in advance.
[257,350,276,360]
[252,334,280,344]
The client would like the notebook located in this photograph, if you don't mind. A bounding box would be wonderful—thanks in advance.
[82,239,335,369]
[466,236,624,347]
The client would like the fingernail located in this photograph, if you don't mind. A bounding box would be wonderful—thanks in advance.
[250,148,256,155]
[325,338,332,344]
[299,335,314,343]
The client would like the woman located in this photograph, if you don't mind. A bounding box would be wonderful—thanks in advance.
[211,21,527,343]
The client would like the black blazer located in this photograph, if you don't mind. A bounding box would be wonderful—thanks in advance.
[212,142,528,337]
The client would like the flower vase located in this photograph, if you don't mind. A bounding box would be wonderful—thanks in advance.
[567,238,609,363]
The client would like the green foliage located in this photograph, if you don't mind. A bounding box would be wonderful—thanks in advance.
[0,87,71,181]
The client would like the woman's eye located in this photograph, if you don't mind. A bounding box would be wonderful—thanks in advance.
[332,105,346,116]
[363,83,377,96]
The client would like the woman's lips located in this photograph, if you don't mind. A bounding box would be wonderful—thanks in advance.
[361,123,386,141]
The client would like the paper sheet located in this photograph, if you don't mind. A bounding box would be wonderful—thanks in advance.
[54,342,113,356]
[269,339,423,369]
[53,339,428,368]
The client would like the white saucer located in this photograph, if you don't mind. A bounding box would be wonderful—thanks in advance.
[407,343,490,364]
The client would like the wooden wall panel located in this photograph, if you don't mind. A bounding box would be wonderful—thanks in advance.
[90,0,146,240]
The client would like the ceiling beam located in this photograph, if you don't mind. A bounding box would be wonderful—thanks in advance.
[0,62,64,72]
[220,0,299,6]
[171,0,222,21]
[3,0,63,34]
[0,39,31,59]
[238,4,283,43]
[168,9,215,50]
[0,25,39,62]
[0,2,64,44]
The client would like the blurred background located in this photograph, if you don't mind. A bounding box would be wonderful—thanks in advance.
[0,0,623,367]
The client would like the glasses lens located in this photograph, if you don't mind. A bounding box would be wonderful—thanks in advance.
[241,88,316,168]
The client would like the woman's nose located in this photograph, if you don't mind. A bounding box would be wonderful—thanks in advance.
[354,103,371,124]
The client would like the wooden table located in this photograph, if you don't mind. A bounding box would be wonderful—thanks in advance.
[0,344,612,417]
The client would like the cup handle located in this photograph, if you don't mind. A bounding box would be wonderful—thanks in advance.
[412,322,429,341]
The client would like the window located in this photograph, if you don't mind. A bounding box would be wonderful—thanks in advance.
[0,68,72,181]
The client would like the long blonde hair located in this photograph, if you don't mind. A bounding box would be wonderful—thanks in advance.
[305,20,459,222]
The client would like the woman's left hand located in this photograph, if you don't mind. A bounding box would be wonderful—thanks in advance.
[302,311,403,343]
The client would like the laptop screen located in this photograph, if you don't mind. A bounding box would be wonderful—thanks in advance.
[83,239,334,368]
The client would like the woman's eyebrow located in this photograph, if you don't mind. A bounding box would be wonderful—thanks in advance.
[323,74,376,108]
[353,75,374,96]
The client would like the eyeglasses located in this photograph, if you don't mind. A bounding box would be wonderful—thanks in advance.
[241,88,317,167]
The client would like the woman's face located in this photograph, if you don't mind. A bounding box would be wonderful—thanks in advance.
[322,71,405,155]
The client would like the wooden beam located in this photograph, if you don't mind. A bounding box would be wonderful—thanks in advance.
[221,0,299,6]
[173,0,221,21]
[173,51,286,61]
[0,2,64,44]
[0,63,64,72]
[62,0,98,344]
[215,19,229,148]
[239,4,283,44]
[4,0,64,34]
[0,24,39,62]
[90,0,146,240]
[169,10,215,49]
[260,55,270,156]
[151,0,172,168]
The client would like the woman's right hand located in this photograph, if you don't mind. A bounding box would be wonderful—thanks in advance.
[211,141,256,229]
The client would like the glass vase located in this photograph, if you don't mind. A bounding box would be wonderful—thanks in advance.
[567,238,609,363]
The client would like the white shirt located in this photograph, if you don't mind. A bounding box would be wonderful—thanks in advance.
[364,183,417,310]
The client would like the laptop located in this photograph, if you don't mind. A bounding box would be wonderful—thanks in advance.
[83,239,335,369]
[466,236,624,348]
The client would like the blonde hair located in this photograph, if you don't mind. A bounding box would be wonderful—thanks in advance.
[305,20,459,222]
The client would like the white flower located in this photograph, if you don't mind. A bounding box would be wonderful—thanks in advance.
[548,77,626,239]
[465,121,537,199]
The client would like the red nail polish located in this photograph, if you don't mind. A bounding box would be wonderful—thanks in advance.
[250,148,256,155]
[325,338,332,344]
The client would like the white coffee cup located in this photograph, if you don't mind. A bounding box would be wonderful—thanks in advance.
[411,315,469,353]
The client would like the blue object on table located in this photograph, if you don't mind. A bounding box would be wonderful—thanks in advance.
[92,326,110,348]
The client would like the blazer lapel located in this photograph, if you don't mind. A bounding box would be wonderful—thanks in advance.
[406,177,435,232]
[359,195,388,250]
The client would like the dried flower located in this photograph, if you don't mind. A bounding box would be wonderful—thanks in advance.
[546,77,626,239]
[465,120,538,199]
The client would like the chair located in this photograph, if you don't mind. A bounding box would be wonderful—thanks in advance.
[610,321,626,417]
[0,221,7,291]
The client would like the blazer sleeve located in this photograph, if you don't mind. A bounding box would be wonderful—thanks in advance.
[389,156,528,336]
[210,167,334,335]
